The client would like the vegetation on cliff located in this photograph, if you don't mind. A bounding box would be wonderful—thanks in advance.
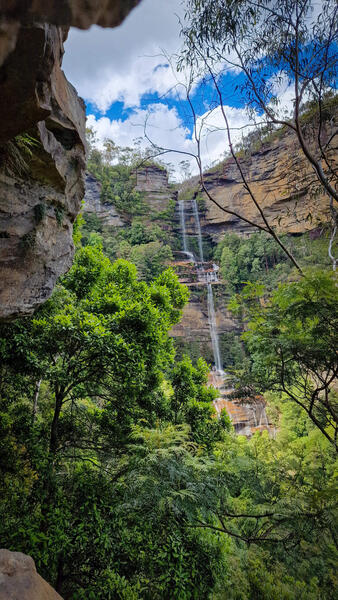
[83,134,176,281]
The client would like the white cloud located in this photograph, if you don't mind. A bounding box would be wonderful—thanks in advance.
[87,102,255,180]
[63,0,185,112]
[87,104,195,179]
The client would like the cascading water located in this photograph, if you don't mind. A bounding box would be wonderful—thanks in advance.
[178,199,194,260]
[192,198,204,263]
[207,282,223,373]
[178,199,188,253]
[177,199,271,435]
[180,196,223,374]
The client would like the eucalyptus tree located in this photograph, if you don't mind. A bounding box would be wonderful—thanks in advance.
[179,0,338,267]
[238,270,338,449]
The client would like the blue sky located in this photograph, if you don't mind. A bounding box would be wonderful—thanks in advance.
[62,0,297,178]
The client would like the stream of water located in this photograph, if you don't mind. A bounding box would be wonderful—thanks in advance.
[179,199,223,373]
[192,198,204,263]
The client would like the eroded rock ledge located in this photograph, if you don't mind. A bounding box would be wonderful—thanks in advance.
[0,1,140,319]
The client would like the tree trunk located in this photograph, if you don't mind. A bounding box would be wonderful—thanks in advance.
[32,379,41,423]
[49,389,63,456]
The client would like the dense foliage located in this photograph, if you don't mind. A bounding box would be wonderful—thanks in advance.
[0,233,337,598]
[1,10,337,590]
[84,137,175,281]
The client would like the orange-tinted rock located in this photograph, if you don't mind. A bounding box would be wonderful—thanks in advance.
[0,549,63,600]
[213,396,271,437]
[200,126,334,241]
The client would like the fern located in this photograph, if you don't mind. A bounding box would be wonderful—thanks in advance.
[0,133,39,177]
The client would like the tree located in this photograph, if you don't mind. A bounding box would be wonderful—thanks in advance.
[241,270,338,449]
[179,0,338,268]
[0,246,191,595]
[0,247,189,460]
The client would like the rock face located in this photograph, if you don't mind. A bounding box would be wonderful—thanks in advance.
[0,24,85,319]
[0,1,141,66]
[200,127,333,241]
[0,1,140,319]
[213,396,272,437]
[0,549,63,600]
[170,285,239,345]
[135,164,177,214]
[84,172,125,227]
[83,165,177,228]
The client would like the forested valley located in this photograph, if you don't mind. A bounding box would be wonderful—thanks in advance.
[0,1,337,599]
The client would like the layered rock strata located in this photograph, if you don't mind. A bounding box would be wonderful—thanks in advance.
[199,127,334,241]
[84,172,125,227]
[0,24,85,319]
[83,164,177,226]
[134,164,177,215]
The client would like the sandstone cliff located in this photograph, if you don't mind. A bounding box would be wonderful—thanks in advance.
[199,125,334,241]
[0,1,139,319]
[83,164,177,226]
[84,172,125,227]
[134,164,177,215]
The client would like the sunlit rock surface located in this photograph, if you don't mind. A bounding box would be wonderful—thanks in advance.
[0,549,63,600]
[199,127,333,241]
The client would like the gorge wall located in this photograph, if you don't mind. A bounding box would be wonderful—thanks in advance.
[199,124,332,241]
[0,0,140,320]
[83,124,333,366]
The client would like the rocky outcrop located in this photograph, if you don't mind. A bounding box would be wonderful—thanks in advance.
[84,172,125,227]
[170,284,239,339]
[135,165,177,214]
[0,24,85,319]
[0,549,63,600]
[0,1,141,66]
[83,165,177,229]
[213,396,272,437]
[0,1,139,319]
[200,127,333,241]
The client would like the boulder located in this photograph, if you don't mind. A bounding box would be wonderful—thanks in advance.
[0,549,63,600]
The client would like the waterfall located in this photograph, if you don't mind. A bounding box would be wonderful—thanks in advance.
[192,198,204,263]
[207,283,223,373]
[178,196,223,374]
[178,199,189,256]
